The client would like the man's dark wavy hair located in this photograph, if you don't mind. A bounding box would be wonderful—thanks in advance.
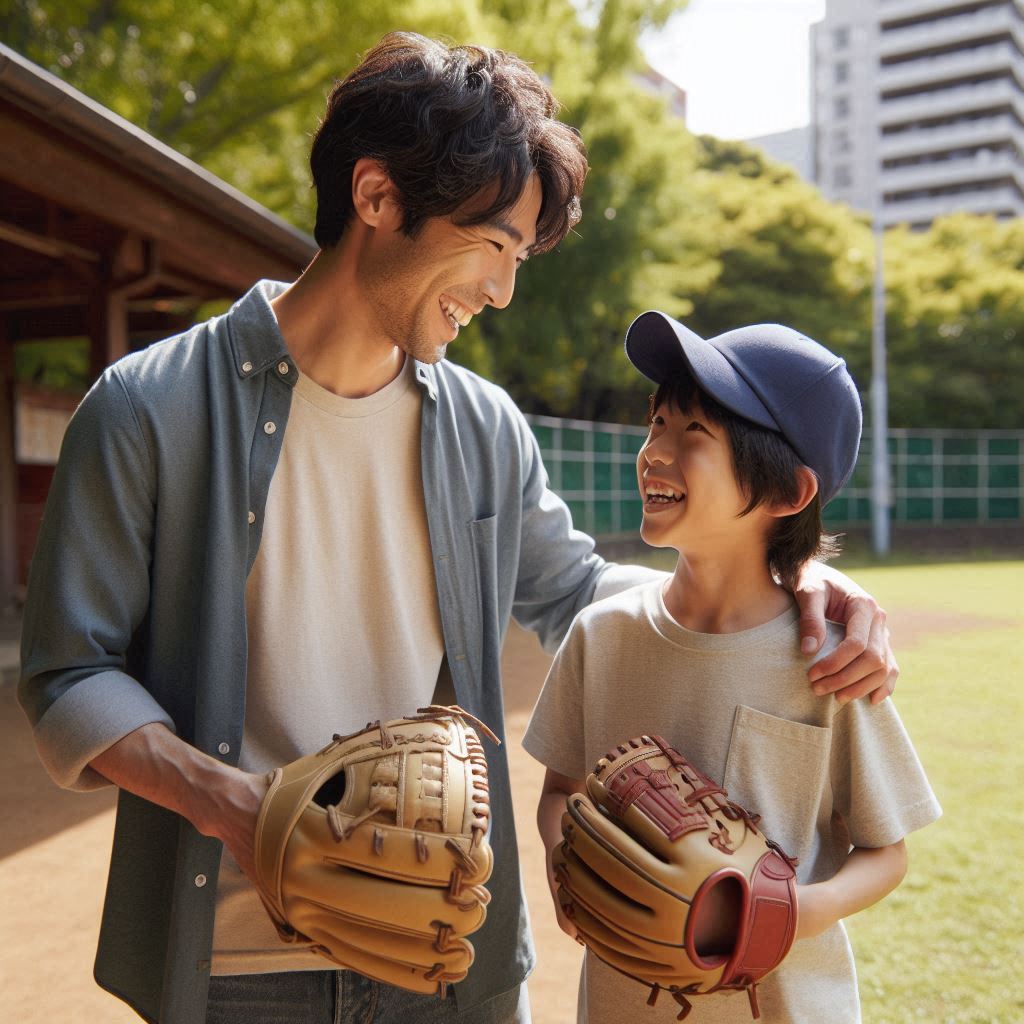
[310,32,588,252]
[649,371,841,591]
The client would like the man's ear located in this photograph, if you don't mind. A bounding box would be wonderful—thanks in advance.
[766,466,819,519]
[351,158,402,230]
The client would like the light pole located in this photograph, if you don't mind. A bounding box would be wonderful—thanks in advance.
[870,211,891,557]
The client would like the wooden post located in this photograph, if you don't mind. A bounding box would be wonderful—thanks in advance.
[0,317,17,611]
[87,284,129,383]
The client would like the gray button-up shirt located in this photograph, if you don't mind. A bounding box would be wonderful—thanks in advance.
[20,281,655,1023]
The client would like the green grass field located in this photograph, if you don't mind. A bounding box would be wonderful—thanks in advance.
[839,561,1024,1024]
[627,554,1024,1022]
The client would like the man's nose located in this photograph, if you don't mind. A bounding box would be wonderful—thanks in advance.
[482,262,516,310]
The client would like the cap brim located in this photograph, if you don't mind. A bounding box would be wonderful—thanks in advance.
[624,311,778,431]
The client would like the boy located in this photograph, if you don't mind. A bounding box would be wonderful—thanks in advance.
[523,312,941,1023]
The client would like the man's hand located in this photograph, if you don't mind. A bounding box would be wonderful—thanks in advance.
[792,561,898,704]
[91,723,269,881]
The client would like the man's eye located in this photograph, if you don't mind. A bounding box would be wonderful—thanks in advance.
[488,239,504,252]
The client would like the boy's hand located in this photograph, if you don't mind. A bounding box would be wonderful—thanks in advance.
[537,768,585,945]
[547,859,579,942]
[792,561,898,704]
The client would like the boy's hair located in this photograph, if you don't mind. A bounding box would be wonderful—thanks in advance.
[310,32,588,252]
[650,371,841,590]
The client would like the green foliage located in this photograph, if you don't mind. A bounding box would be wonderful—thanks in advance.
[883,214,1024,429]
[4,1,1021,428]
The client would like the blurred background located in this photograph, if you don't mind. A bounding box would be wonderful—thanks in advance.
[0,1,1021,1022]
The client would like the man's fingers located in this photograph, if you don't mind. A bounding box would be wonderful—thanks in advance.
[831,667,890,705]
[809,603,886,681]
[795,582,828,655]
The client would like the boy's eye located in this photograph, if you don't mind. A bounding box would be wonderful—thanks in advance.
[686,421,707,433]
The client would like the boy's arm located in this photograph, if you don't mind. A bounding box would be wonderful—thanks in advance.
[795,841,908,940]
[537,767,586,942]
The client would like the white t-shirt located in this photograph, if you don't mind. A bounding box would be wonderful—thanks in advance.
[523,579,941,1023]
[212,357,446,974]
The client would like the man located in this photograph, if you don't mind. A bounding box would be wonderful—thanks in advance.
[19,32,894,1024]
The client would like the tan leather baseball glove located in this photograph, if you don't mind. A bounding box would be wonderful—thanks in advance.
[253,705,497,996]
[554,735,798,1020]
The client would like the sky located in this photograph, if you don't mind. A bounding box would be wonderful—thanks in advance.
[640,0,827,140]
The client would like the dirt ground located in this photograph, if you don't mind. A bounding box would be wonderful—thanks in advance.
[0,606,995,1024]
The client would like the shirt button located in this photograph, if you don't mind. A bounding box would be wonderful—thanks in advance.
[247,510,256,525]
[241,361,253,374]
[194,874,207,888]
[218,742,230,755]
[264,421,277,435]
[277,361,289,375]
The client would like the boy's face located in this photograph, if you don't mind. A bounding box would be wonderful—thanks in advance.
[636,397,764,552]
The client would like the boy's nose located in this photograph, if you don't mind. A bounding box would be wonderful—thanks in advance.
[642,440,672,466]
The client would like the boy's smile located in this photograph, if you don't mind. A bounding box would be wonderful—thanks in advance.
[637,400,758,551]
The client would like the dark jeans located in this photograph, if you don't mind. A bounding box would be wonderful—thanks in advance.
[206,971,531,1024]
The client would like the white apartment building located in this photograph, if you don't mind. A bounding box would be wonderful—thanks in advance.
[812,0,1024,227]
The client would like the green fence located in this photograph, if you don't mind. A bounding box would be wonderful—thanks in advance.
[526,415,1024,539]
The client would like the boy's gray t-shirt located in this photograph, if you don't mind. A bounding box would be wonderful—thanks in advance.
[523,579,941,1024]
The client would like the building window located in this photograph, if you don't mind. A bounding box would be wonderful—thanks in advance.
[833,26,850,49]
[835,61,849,85]
[834,164,852,189]
[834,128,851,154]
[834,95,850,118]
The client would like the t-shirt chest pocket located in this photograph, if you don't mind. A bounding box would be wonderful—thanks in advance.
[723,705,832,866]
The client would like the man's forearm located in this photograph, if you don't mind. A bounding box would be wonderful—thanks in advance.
[90,723,267,878]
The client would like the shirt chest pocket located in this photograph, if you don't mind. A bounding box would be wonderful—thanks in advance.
[723,705,832,863]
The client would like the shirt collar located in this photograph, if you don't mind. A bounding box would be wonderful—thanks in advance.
[227,278,439,402]
[227,280,296,384]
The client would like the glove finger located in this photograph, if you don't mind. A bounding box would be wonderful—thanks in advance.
[562,889,670,964]
[562,796,687,946]
[285,863,487,938]
[572,903,698,987]
[559,842,684,947]
[313,815,492,889]
[298,912,474,994]
[562,802,676,911]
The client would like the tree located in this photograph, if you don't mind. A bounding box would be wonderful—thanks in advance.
[883,214,1024,429]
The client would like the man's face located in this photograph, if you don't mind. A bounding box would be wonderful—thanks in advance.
[359,174,543,364]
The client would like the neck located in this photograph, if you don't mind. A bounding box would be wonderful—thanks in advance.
[661,544,794,634]
[270,243,404,398]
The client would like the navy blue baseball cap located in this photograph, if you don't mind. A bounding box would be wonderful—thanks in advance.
[624,312,862,505]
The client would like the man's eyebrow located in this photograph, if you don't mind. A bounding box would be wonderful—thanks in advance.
[484,219,535,252]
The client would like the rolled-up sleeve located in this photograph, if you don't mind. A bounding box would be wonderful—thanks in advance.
[19,368,174,790]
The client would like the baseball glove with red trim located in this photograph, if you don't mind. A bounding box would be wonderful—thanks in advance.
[554,735,798,1020]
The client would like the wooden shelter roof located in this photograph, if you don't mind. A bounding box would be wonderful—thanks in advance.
[0,42,317,352]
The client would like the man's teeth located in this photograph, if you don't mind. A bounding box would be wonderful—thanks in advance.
[441,300,473,327]
[646,485,683,503]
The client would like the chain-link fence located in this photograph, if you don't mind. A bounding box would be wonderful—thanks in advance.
[526,414,1023,539]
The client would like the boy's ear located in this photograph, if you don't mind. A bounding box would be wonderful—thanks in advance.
[766,466,819,519]
[351,157,403,230]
